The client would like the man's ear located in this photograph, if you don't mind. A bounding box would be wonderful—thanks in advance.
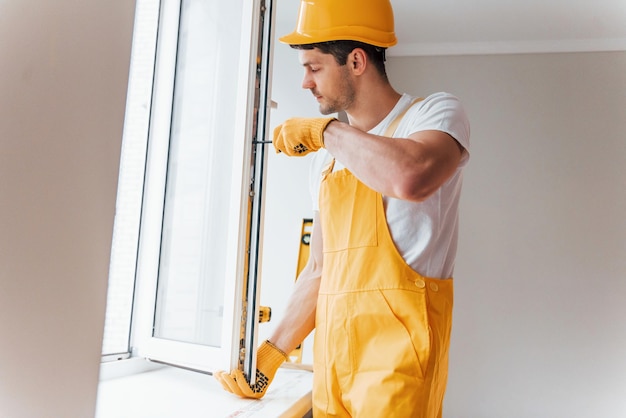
[348,48,367,75]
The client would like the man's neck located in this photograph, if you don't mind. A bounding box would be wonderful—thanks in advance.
[345,86,402,132]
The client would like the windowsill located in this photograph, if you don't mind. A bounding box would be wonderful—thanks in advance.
[96,360,313,418]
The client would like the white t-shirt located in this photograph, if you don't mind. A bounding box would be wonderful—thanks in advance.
[309,92,471,279]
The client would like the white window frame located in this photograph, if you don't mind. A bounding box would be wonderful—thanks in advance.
[101,0,160,362]
[104,0,275,377]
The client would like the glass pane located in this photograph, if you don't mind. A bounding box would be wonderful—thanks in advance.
[153,0,243,347]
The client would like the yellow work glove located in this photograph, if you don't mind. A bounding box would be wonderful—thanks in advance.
[213,340,288,399]
[273,117,336,156]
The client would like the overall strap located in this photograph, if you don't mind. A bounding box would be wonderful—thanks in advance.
[383,97,424,138]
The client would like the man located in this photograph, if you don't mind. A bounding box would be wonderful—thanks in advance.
[215,0,470,416]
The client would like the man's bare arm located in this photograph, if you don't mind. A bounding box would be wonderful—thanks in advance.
[323,122,463,202]
[269,211,323,354]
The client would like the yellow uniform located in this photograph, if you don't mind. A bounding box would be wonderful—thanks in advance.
[314,158,454,417]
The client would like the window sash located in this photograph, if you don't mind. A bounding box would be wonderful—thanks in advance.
[105,0,274,375]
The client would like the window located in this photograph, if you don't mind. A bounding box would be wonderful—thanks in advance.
[102,0,275,377]
[101,0,159,361]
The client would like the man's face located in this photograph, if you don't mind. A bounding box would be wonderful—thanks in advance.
[298,48,355,115]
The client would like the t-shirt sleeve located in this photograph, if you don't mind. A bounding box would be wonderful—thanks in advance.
[403,92,471,167]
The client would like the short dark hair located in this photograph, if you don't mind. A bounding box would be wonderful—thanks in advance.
[291,40,388,80]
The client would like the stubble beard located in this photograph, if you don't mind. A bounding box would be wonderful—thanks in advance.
[316,70,355,116]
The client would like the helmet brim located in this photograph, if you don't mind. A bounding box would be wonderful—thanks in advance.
[279,28,397,48]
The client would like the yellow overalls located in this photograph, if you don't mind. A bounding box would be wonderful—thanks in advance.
[312,106,454,417]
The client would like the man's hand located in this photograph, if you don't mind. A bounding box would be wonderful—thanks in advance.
[273,117,336,156]
[213,340,289,399]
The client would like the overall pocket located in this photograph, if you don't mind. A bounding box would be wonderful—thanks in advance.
[320,170,379,252]
[349,289,432,380]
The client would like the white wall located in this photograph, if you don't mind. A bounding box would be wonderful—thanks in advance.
[0,2,135,417]
[260,34,626,416]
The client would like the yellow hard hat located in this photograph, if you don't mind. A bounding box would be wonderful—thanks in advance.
[279,0,397,48]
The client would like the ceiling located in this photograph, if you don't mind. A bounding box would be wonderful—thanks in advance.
[275,0,626,56]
